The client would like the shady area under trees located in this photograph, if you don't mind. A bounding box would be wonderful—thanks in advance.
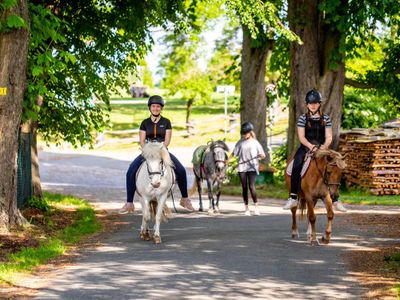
[0,0,399,263]
[0,0,400,297]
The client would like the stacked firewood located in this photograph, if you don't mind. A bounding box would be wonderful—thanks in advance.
[339,129,400,195]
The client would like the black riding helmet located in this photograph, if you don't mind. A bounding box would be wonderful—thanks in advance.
[240,121,254,135]
[305,89,322,104]
[148,95,164,107]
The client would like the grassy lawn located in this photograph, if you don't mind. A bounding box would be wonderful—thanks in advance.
[0,192,101,285]
[222,180,400,206]
[107,93,255,147]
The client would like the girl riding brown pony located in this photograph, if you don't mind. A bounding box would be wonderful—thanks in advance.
[285,149,346,245]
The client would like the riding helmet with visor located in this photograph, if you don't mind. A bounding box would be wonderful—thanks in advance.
[148,95,164,107]
[305,89,322,104]
[240,121,254,135]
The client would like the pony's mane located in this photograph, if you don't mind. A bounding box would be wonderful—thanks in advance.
[142,142,174,167]
[210,140,229,152]
[315,149,347,169]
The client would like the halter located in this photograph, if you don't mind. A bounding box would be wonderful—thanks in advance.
[313,155,341,197]
[146,160,165,178]
[212,145,227,166]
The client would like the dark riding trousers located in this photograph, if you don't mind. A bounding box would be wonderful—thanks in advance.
[126,116,188,203]
[126,152,188,203]
[290,113,331,198]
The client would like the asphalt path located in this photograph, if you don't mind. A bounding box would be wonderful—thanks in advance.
[32,147,390,299]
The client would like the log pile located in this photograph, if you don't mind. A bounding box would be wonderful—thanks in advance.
[339,128,400,195]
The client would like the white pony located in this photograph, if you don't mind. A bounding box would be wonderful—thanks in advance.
[136,142,175,244]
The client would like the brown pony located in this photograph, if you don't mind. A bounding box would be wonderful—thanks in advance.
[285,149,346,245]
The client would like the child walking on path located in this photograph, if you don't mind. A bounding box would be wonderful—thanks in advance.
[232,122,266,216]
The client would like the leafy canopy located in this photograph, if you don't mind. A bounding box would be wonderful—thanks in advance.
[26,0,188,146]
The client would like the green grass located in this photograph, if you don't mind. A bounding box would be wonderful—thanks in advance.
[340,188,400,206]
[221,179,400,206]
[107,93,247,147]
[0,192,101,284]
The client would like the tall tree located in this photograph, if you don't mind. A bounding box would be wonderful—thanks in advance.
[0,0,30,231]
[226,0,298,162]
[160,0,220,131]
[287,0,399,154]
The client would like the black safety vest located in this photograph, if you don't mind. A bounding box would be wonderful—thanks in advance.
[305,115,326,145]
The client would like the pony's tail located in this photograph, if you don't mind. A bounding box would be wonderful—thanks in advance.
[188,178,198,197]
[149,200,171,223]
[150,200,157,220]
[299,198,307,220]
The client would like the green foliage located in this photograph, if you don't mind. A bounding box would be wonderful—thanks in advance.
[26,196,50,212]
[160,1,218,110]
[342,89,397,129]
[320,0,400,107]
[271,144,287,183]
[208,21,241,89]
[26,0,188,147]
[226,156,240,185]
[225,0,300,43]
[0,0,27,32]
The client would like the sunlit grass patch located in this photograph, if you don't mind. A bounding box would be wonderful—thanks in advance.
[0,193,101,285]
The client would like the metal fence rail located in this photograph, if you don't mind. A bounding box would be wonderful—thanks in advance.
[17,131,32,208]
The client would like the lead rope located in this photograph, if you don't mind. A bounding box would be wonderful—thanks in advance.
[169,169,177,212]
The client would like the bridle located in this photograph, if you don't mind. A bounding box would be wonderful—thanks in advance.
[146,160,165,178]
[212,146,227,167]
[313,155,341,196]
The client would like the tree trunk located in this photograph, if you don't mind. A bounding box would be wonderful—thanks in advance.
[31,125,43,198]
[22,96,43,199]
[186,98,194,134]
[0,0,30,232]
[240,26,271,163]
[288,0,345,156]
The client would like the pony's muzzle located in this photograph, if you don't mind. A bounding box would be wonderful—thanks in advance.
[216,162,225,172]
[151,181,161,188]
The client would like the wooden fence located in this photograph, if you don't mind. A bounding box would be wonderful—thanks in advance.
[94,114,239,148]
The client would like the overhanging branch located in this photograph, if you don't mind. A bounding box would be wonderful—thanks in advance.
[344,78,374,89]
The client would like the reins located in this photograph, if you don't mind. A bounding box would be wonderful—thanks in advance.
[312,153,341,196]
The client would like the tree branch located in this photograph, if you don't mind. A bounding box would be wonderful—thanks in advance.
[344,78,374,89]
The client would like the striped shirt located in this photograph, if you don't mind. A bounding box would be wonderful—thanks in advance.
[297,113,332,128]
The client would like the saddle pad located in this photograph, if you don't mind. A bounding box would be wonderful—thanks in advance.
[192,145,208,165]
[286,155,312,178]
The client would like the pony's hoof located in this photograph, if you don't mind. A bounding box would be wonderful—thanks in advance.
[208,209,214,215]
[291,233,299,239]
[154,235,162,244]
[310,239,320,246]
[140,232,151,241]
[214,208,220,214]
[321,236,330,244]
[199,207,203,212]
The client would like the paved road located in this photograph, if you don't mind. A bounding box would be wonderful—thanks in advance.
[33,148,390,299]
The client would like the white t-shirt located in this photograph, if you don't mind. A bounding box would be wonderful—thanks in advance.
[232,137,265,174]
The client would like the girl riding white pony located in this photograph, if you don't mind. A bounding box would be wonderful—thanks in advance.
[137,142,175,244]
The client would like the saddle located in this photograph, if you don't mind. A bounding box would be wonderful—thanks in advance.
[286,152,313,178]
[192,145,208,165]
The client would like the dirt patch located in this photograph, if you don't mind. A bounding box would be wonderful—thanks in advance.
[0,207,127,299]
[340,213,400,299]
